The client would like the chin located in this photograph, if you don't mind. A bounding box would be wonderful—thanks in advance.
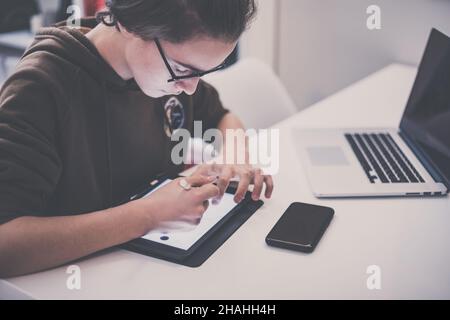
[141,89,164,98]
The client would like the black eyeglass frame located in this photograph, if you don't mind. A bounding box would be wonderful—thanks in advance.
[154,38,230,83]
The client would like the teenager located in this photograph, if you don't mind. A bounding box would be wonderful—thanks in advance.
[0,0,273,277]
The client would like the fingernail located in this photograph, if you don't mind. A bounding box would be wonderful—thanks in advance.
[212,196,221,205]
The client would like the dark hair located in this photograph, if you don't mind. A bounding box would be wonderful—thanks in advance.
[96,0,257,43]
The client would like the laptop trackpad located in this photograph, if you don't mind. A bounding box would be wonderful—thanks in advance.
[307,146,349,166]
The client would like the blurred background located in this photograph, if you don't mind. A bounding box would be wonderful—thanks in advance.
[1,0,450,113]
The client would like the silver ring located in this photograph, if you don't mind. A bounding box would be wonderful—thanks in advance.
[179,178,191,191]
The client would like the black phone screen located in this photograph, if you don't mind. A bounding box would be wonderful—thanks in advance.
[266,202,334,253]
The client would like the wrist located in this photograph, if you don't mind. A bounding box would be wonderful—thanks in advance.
[122,198,157,238]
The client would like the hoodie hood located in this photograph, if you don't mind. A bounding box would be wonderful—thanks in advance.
[23,17,133,89]
[18,18,145,208]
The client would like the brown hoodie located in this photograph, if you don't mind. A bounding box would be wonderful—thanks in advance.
[0,18,229,224]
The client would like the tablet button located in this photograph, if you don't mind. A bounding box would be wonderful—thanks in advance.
[160,235,170,241]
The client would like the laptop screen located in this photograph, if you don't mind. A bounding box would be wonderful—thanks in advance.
[400,28,450,189]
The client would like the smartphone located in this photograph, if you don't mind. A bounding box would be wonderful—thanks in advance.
[265,202,334,253]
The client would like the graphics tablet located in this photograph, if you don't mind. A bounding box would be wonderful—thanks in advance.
[123,176,262,263]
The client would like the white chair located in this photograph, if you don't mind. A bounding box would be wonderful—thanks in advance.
[204,58,297,129]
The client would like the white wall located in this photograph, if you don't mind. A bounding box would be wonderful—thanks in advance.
[241,0,450,111]
[239,0,278,70]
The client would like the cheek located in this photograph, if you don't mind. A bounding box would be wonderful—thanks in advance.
[126,45,167,93]
[132,63,157,90]
[130,57,156,85]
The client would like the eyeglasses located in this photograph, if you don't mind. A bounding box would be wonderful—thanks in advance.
[154,38,230,83]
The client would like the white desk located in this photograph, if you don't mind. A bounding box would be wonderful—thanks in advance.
[1,64,449,299]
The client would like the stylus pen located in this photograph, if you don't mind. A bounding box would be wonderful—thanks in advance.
[129,174,167,201]
[130,174,221,201]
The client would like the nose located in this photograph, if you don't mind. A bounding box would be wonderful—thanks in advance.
[175,77,200,95]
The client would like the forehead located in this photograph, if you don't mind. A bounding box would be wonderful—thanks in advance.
[162,37,237,71]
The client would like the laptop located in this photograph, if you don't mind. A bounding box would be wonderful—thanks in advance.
[294,28,450,198]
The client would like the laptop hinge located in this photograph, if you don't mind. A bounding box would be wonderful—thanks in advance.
[399,130,449,190]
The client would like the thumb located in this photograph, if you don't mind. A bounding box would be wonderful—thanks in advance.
[196,183,220,200]
[184,175,217,188]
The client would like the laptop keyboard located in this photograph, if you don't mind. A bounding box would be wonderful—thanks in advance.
[345,133,425,184]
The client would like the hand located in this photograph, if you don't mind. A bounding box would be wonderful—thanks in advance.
[135,174,220,229]
[192,163,274,204]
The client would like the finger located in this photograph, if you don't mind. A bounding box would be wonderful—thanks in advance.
[194,200,209,219]
[184,175,216,187]
[208,162,225,176]
[251,169,264,201]
[183,216,202,226]
[234,170,252,203]
[177,215,202,225]
[186,202,209,223]
[264,175,274,199]
[192,163,212,176]
[216,166,234,199]
[196,183,220,200]
[202,200,210,211]
[196,201,210,218]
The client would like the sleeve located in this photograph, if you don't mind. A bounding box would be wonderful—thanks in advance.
[0,68,62,225]
[192,80,229,132]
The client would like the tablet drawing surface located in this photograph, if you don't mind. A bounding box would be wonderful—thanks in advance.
[140,179,237,250]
